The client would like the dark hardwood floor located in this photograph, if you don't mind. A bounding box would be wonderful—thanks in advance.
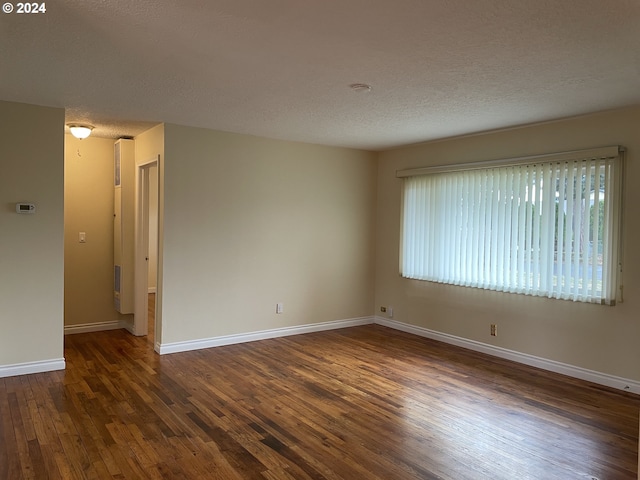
[1,314,638,479]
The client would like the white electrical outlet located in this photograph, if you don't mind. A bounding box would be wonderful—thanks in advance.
[276,303,283,314]
[388,306,394,318]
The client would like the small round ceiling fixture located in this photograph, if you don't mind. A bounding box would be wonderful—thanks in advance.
[349,83,372,93]
[67,124,94,139]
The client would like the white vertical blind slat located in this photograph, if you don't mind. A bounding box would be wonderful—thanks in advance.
[602,161,613,301]
[564,165,576,298]
[590,161,602,299]
[581,162,593,300]
[540,164,555,295]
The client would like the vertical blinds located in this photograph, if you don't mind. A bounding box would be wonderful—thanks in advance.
[400,147,623,304]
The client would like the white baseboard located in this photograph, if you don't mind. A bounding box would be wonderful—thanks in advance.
[375,316,640,395]
[158,316,374,355]
[120,320,136,335]
[0,358,66,378]
[64,321,124,335]
[73,311,637,394]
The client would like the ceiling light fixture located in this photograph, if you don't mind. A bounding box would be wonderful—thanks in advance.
[349,83,372,93]
[67,124,94,139]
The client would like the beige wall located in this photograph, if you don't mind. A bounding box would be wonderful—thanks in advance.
[64,134,131,327]
[376,107,640,381]
[161,124,377,344]
[0,101,64,367]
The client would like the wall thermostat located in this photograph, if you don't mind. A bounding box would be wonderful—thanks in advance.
[16,203,36,214]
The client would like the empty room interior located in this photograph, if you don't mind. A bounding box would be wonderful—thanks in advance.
[2,1,640,479]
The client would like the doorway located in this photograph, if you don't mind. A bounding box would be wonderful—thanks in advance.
[134,157,160,350]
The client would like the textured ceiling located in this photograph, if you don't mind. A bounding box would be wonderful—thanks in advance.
[2,0,640,150]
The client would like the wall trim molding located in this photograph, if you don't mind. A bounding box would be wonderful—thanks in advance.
[0,358,66,378]
[158,316,374,355]
[120,320,136,335]
[69,311,636,394]
[64,321,124,335]
[375,316,640,395]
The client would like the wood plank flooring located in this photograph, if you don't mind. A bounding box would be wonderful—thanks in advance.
[1,319,638,479]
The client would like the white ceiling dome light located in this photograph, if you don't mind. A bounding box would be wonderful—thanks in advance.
[67,124,94,139]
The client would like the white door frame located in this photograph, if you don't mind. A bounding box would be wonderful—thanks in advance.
[134,156,159,345]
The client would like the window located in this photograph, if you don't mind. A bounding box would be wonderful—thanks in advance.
[399,147,623,305]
